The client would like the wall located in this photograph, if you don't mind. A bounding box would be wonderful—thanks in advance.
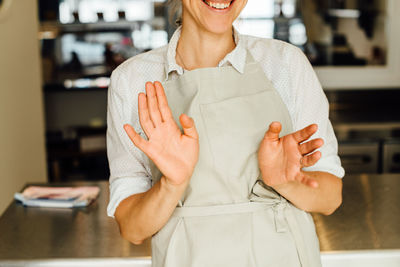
[0,0,47,215]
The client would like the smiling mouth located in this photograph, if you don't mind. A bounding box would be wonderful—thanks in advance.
[202,0,234,10]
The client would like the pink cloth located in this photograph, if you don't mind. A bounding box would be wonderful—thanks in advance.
[21,186,100,202]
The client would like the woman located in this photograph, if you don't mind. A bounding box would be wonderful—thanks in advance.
[107,0,344,266]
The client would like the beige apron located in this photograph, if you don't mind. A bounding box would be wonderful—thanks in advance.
[148,51,322,267]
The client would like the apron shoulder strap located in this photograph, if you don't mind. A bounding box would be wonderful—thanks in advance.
[245,49,257,64]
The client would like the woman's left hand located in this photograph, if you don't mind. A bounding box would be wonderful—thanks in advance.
[258,122,323,189]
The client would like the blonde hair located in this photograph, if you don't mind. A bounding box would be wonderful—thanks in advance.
[168,0,182,26]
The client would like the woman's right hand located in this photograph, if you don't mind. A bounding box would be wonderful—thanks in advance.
[123,81,199,187]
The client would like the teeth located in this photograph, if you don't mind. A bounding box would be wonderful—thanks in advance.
[205,0,231,10]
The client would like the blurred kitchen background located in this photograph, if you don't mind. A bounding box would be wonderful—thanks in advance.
[1,0,400,215]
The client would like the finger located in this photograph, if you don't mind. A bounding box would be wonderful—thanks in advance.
[138,93,155,136]
[179,114,198,140]
[297,172,319,188]
[123,124,149,153]
[299,138,324,155]
[154,81,173,122]
[301,151,322,167]
[293,124,318,143]
[145,82,163,125]
[303,177,319,188]
[263,121,282,142]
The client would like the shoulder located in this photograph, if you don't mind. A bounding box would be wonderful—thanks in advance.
[115,45,167,76]
[109,45,168,95]
[239,34,310,92]
[241,34,306,69]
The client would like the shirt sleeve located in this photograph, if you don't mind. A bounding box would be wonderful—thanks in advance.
[106,68,152,218]
[288,46,345,178]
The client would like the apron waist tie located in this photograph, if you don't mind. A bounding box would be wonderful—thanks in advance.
[172,201,279,218]
[173,201,288,233]
[172,201,288,234]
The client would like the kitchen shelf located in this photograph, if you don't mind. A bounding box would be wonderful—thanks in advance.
[40,17,165,34]
[44,83,109,92]
[325,9,361,18]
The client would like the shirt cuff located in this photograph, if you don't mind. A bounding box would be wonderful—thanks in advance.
[107,176,152,218]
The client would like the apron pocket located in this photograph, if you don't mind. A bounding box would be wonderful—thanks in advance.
[199,90,292,179]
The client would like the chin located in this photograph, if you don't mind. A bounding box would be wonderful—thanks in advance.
[183,0,246,35]
[202,17,235,35]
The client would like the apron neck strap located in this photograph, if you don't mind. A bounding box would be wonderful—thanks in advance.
[245,49,257,64]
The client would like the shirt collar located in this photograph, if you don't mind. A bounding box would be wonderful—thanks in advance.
[164,25,247,80]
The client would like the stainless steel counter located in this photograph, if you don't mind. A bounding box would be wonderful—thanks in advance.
[0,182,151,266]
[0,175,399,266]
[312,174,400,251]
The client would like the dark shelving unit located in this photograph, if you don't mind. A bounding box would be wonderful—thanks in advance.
[39,0,170,182]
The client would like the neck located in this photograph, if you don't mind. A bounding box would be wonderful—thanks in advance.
[176,18,236,70]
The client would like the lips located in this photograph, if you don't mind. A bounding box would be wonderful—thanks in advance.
[202,0,234,10]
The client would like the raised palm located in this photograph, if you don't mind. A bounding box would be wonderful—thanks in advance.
[124,81,199,186]
[258,122,323,188]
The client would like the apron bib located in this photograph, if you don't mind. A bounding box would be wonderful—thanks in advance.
[148,51,322,267]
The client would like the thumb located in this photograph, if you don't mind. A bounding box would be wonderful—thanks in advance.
[179,114,198,140]
[263,121,282,142]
